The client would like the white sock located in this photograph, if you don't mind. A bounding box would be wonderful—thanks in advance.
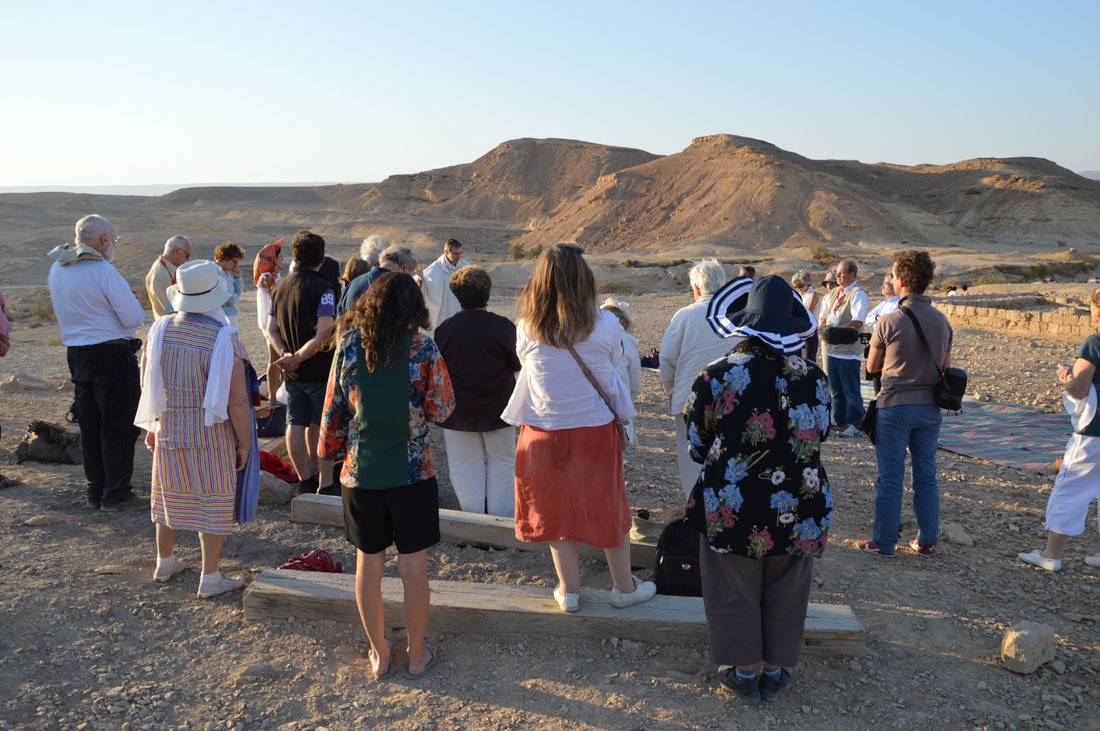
[200,571,221,583]
[156,555,178,570]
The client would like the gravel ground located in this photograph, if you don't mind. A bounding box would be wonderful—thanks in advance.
[0,288,1098,730]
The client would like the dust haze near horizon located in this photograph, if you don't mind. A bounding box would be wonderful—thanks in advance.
[3,1,1099,189]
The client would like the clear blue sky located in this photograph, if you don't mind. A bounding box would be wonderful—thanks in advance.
[4,0,1098,187]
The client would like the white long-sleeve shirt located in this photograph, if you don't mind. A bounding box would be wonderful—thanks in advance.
[501,310,636,430]
[48,259,145,346]
[659,295,739,415]
[615,329,642,399]
[422,254,469,334]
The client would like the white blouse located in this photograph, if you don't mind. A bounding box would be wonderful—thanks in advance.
[501,310,636,430]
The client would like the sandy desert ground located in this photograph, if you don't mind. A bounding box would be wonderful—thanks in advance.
[1,275,1099,731]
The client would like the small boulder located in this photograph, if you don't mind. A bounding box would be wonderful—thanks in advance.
[1001,621,1056,674]
[942,522,974,547]
[23,515,57,526]
[258,473,295,505]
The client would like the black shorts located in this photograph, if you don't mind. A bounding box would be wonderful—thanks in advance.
[342,478,440,555]
[285,380,326,427]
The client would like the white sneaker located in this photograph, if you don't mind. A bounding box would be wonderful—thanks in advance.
[197,572,246,599]
[1084,554,1100,568]
[153,555,186,583]
[1018,549,1061,572]
[837,425,860,438]
[609,575,657,608]
[553,585,579,613]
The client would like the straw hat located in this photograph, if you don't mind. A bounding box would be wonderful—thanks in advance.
[167,260,231,314]
[600,296,633,331]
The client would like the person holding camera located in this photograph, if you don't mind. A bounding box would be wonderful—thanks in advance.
[820,260,868,437]
[859,251,952,558]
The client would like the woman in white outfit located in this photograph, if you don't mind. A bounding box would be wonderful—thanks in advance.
[600,297,642,444]
[1019,287,1100,572]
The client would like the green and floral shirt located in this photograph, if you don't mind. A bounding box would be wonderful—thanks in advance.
[684,339,833,558]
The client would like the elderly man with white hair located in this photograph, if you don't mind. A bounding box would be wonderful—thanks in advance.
[337,243,419,316]
[359,234,388,268]
[660,259,739,498]
[145,235,192,318]
[48,215,146,511]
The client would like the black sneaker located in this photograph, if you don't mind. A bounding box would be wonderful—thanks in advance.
[717,668,761,705]
[758,668,792,702]
[100,493,145,512]
[297,476,319,494]
[316,482,340,496]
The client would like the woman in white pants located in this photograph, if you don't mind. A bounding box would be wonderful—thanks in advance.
[1019,287,1100,572]
[433,266,521,516]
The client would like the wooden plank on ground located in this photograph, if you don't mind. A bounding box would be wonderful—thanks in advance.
[291,494,657,569]
[259,435,288,461]
[243,569,865,656]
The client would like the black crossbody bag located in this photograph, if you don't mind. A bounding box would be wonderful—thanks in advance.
[901,306,967,412]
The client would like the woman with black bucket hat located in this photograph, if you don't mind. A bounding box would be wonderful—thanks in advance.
[683,275,832,704]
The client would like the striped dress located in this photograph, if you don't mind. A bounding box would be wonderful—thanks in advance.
[150,316,245,534]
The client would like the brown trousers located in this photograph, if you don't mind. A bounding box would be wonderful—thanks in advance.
[699,539,814,668]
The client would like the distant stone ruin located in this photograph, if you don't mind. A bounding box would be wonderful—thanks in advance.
[935,294,1092,340]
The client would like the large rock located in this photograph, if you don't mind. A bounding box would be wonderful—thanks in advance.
[258,474,296,505]
[1001,621,1056,673]
[942,522,974,546]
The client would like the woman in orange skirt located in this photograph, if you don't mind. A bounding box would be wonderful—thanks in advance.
[502,244,656,613]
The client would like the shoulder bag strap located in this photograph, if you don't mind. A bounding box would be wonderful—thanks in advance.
[565,343,622,423]
[900,306,947,380]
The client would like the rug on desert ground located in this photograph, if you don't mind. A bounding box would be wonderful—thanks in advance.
[937,401,1071,473]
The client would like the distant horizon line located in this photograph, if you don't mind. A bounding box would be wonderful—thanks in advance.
[5,167,1100,196]
[0,181,375,196]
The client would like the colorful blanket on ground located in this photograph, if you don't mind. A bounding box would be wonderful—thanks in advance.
[938,401,1071,473]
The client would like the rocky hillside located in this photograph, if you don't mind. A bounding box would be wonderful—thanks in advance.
[515,135,1100,251]
[3,136,1098,261]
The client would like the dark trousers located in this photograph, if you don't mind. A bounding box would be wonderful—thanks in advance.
[67,340,141,505]
[699,540,814,668]
[802,332,819,363]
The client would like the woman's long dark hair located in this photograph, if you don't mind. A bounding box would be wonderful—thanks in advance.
[339,272,430,372]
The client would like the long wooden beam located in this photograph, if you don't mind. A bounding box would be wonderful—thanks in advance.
[291,493,658,569]
[243,569,865,656]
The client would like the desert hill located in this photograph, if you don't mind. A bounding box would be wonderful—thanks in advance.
[514,135,1100,251]
[2,135,1099,279]
[355,137,659,228]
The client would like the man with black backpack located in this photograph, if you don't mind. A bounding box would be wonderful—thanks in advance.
[859,250,953,558]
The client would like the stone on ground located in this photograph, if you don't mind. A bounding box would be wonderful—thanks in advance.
[258,474,295,505]
[1001,621,1055,674]
[942,522,974,546]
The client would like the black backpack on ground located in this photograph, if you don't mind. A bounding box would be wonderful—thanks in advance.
[653,518,703,597]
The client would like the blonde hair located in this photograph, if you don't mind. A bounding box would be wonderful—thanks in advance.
[519,243,597,347]
[1091,287,1100,309]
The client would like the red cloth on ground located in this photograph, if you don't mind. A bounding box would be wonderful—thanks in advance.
[260,450,299,483]
[513,421,630,548]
